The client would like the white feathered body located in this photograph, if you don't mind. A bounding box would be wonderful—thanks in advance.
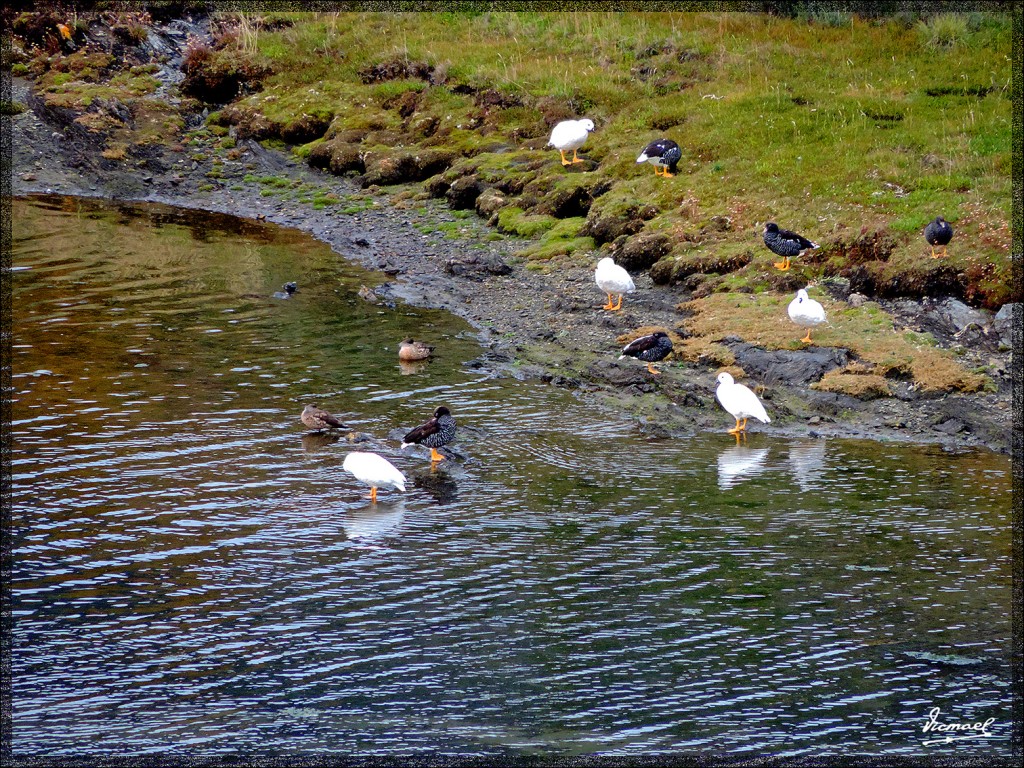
[715,373,770,424]
[788,289,826,331]
[342,452,406,492]
[595,257,635,295]
[548,119,594,152]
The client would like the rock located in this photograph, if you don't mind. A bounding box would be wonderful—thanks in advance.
[822,277,852,301]
[444,253,512,280]
[538,183,593,219]
[723,340,849,385]
[580,204,657,245]
[934,298,988,333]
[935,418,965,435]
[445,175,485,210]
[992,303,1017,346]
[613,231,672,271]
[475,187,508,218]
[848,292,869,308]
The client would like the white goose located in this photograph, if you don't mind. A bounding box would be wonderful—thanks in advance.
[788,288,827,344]
[594,257,635,311]
[715,372,770,435]
[342,452,406,503]
[548,119,594,166]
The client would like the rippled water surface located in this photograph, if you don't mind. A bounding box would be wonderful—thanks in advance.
[10,196,1013,758]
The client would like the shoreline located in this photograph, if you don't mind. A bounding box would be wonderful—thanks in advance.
[10,77,1014,456]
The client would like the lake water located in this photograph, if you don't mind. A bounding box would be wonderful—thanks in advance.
[8,195,1013,759]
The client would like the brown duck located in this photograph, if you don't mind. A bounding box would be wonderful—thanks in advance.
[398,338,435,362]
[300,404,348,431]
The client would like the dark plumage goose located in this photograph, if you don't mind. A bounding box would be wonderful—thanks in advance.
[272,282,298,299]
[636,138,682,177]
[402,406,457,463]
[619,331,674,375]
[924,216,953,259]
[762,222,819,272]
[301,404,347,431]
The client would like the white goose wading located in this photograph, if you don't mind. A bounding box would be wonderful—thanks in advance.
[343,452,406,501]
[715,372,770,433]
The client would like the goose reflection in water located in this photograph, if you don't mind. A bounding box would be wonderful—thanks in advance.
[398,359,430,376]
[787,438,827,492]
[343,499,406,550]
[413,471,459,505]
[717,444,770,490]
[301,432,342,453]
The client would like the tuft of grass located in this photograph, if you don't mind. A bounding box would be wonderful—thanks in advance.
[917,13,970,48]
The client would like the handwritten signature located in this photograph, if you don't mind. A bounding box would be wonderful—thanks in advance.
[922,707,996,745]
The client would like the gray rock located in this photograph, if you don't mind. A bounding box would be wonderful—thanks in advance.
[723,341,849,385]
[934,298,988,333]
[848,293,869,308]
[993,303,1017,345]
[443,252,512,279]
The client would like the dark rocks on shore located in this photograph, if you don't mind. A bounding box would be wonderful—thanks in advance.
[445,175,487,210]
[722,340,849,385]
[443,253,512,279]
[580,203,658,245]
[358,149,457,188]
[612,231,673,272]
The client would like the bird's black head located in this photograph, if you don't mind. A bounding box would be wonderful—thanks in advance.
[434,406,451,417]
[765,222,779,233]
[935,216,946,224]
[284,282,298,294]
[653,331,668,338]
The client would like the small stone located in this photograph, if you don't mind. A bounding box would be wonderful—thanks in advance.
[935,418,965,435]
[807,415,821,425]
[21,172,36,181]
[848,293,868,308]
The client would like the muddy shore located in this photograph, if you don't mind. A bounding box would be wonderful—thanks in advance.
[9,75,1016,455]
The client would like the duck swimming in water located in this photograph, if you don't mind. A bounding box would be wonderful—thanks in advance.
[272,282,298,299]
[398,338,435,362]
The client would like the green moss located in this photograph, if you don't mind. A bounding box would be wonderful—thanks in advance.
[497,207,557,237]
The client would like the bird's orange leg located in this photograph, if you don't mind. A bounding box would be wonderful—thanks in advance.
[773,256,791,271]
[369,486,378,503]
[646,362,661,375]
[559,150,571,166]
[601,292,616,310]
[801,329,813,344]
[430,447,445,463]
[571,149,583,164]
[653,166,662,176]
[662,168,674,178]
[741,418,749,432]
[728,418,743,434]
[611,294,623,311]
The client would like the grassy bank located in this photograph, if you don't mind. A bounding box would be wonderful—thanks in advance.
[9,8,1015,396]
[214,11,1012,298]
